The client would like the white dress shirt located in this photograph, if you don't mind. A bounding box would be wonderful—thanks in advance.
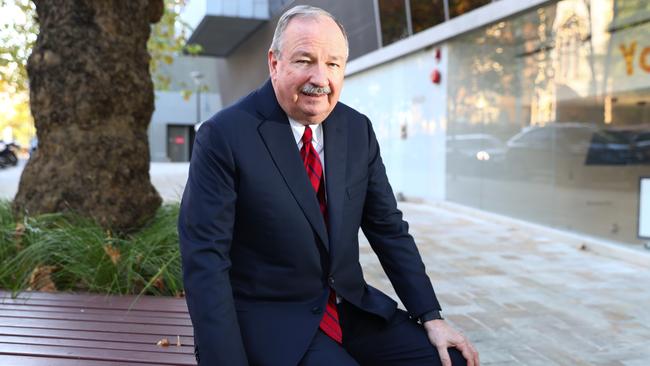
[289,118,325,173]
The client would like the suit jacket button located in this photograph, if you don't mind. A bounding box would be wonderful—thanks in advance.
[311,306,323,314]
[328,276,335,285]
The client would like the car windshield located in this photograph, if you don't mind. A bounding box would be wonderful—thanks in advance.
[447,137,501,150]
[593,131,632,144]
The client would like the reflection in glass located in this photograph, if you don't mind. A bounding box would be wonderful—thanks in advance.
[378,0,409,46]
[410,0,446,33]
[447,134,506,177]
[448,0,491,19]
[609,0,650,31]
[446,0,650,246]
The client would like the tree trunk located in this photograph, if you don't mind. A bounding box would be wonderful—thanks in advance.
[14,0,164,231]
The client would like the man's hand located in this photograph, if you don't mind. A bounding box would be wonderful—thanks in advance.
[423,319,479,366]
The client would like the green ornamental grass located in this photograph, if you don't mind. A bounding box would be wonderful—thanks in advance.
[0,200,183,297]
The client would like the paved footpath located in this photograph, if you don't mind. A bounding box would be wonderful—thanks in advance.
[3,162,650,365]
[366,202,650,366]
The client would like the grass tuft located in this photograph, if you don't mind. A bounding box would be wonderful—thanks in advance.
[0,201,183,297]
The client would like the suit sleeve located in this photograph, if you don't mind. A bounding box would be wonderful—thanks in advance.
[178,122,249,366]
[360,117,442,317]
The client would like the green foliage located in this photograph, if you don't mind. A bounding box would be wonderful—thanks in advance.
[0,0,203,145]
[0,0,37,95]
[148,0,203,90]
[0,201,183,297]
[0,0,37,146]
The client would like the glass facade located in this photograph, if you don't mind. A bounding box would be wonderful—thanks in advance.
[378,0,492,46]
[342,47,448,201]
[446,0,650,245]
[410,0,446,34]
[378,0,410,46]
[448,0,491,19]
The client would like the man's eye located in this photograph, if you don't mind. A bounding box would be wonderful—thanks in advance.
[296,60,310,64]
[328,63,340,68]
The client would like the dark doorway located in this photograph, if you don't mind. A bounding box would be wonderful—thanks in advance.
[167,125,196,162]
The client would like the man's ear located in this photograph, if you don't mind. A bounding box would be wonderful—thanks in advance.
[268,50,278,78]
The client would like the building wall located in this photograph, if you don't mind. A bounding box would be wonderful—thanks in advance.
[341,46,448,201]
[157,55,220,92]
[343,0,650,247]
[215,21,276,107]
[149,90,221,162]
[148,55,221,162]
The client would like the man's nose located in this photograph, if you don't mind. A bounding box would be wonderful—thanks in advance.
[308,63,328,86]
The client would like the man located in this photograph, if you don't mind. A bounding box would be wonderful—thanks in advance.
[179,5,479,366]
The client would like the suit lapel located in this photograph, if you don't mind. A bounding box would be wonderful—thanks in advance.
[323,107,347,258]
[256,80,330,251]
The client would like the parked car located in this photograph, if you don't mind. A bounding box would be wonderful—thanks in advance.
[503,122,642,184]
[446,133,506,176]
[631,131,650,164]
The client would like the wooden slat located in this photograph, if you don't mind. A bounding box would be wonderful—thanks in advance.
[0,354,163,366]
[0,343,195,365]
[0,309,192,326]
[0,291,196,364]
[0,335,192,354]
[0,304,189,319]
[0,317,193,336]
[0,296,188,313]
[0,290,186,305]
[0,326,194,346]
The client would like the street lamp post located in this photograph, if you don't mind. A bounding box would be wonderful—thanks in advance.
[189,71,204,161]
[190,71,204,130]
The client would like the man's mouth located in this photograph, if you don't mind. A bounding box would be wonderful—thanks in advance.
[301,84,331,97]
[302,91,326,97]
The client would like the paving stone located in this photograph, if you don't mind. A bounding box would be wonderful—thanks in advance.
[359,202,650,365]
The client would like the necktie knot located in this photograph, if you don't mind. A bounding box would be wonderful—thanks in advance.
[302,126,313,146]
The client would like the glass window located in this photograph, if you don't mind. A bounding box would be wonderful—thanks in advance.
[409,0,446,33]
[609,0,650,31]
[378,0,409,46]
[446,0,650,246]
[448,0,491,19]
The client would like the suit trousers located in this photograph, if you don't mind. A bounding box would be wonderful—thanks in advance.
[298,301,467,366]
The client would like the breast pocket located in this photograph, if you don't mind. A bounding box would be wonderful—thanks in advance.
[346,177,368,201]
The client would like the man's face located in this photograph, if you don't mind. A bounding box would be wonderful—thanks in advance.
[269,16,347,125]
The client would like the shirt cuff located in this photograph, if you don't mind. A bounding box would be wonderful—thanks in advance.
[418,310,443,323]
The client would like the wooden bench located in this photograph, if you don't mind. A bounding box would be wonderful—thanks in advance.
[0,290,195,365]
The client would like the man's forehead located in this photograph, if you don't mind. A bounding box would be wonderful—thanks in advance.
[282,17,347,57]
[284,16,345,42]
[290,49,346,60]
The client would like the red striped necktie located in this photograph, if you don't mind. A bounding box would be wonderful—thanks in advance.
[300,126,343,344]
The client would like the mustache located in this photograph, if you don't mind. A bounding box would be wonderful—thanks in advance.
[301,84,331,95]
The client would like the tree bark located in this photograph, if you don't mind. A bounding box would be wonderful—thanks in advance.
[14,0,164,231]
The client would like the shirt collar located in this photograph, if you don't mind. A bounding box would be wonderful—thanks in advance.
[288,118,322,148]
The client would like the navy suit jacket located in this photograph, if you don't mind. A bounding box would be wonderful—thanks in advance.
[178,80,441,366]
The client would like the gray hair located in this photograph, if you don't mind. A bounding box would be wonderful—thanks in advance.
[270,5,349,59]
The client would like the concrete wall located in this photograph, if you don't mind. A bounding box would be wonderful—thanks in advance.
[149,90,221,162]
[157,55,220,93]
[215,21,276,107]
[341,45,448,201]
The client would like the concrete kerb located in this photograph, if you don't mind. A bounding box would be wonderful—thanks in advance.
[409,200,650,269]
